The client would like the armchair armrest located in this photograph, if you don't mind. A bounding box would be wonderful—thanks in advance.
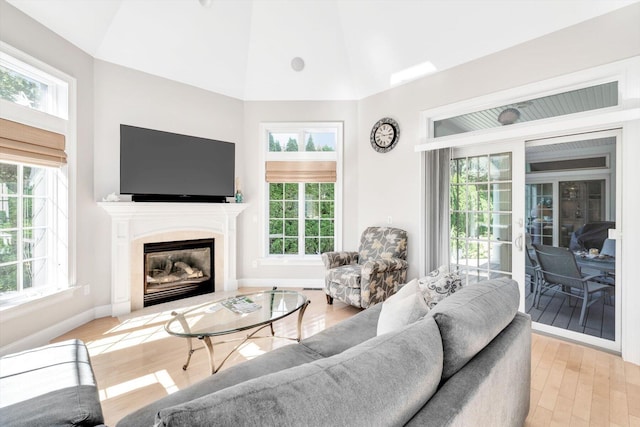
[360,258,409,308]
[321,251,359,269]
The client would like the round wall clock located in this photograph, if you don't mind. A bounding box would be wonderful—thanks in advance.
[370,117,400,153]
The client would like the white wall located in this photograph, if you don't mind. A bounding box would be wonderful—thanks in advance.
[0,0,97,349]
[92,60,245,306]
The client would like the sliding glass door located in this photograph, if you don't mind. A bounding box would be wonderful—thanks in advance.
[450,142,526,307]
[524,130,620,348]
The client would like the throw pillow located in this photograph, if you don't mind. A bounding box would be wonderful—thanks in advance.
[376,279,429,336]
[418,265,464,308]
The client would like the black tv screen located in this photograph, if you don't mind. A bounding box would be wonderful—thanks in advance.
[120,125,235,202]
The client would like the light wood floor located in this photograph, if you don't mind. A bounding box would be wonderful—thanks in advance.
[52,288,640,426]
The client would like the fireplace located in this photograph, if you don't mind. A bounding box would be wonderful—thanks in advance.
[99,202,247,316]
[143,238,215,306]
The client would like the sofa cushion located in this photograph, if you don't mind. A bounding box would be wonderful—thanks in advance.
[418,265,464,308]
[326,264,362,288]
[0,339,104,427]
[427,277,519,381]
[116,342,324,427]
[300,303,381,357]
[377,278,429,335]
[155,316,444,427]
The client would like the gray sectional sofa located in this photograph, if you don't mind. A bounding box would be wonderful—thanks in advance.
[118,277,531,427]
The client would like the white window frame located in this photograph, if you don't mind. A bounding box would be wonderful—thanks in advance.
[0,42,76,308]
[259,122,343,265]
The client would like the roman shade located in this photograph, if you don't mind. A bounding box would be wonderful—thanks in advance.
[265,160,336,183]
[0,118,67,167]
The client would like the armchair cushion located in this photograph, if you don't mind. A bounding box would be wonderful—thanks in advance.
[325,264,362,289]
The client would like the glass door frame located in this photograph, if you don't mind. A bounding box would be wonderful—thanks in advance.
[524,129,621,351]
[450,141,526,311]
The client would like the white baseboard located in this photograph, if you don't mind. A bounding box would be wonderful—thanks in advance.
[0,306,105,356]
[239,278,323,289]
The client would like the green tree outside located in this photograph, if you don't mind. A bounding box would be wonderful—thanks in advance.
[285,138,298,152]
[0,66,41,108]
[305,135,316,152]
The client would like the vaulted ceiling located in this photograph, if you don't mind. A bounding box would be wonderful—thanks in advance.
[6,0,639,101]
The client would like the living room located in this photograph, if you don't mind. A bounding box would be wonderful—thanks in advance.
[1,0,640,425]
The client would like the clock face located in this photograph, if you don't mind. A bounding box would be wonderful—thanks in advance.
[370,117,400,153]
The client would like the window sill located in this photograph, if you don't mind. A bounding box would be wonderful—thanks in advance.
[0,287,77,320]
[258,256,324,267]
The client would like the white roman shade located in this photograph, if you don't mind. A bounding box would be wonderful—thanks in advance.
[265,160,336,183]
[0,118,67,167]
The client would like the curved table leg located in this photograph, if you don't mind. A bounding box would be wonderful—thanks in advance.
[296,300,311,341]
[171,311,198,371]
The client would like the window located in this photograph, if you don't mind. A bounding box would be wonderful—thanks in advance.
[0,44,72,304]
[434,81,618,138]
[0,49,69,119]
[264,123,341,257]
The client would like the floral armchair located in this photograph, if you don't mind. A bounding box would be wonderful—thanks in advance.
[321,227,408,308]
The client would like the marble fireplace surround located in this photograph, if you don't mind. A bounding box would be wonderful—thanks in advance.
[98,202,248,316]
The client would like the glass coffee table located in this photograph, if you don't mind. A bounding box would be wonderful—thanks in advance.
[165,288,310,374]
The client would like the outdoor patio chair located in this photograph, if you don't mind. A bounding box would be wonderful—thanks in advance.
[533,244,612,326]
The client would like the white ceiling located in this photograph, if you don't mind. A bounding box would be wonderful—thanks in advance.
[6,0,639,101]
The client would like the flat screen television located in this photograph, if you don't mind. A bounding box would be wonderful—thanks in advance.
[120,124,235,202]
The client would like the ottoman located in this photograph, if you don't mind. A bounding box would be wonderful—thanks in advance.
[0,339,105,427]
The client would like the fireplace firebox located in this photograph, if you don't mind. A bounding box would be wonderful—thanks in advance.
[143,238,215,306]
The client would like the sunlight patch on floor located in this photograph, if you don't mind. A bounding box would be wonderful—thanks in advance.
[99,369,177,401]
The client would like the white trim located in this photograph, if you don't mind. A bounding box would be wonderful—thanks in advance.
[417,107,639,151]
[532,321,620,354]
[0,304,108,356]
[417,56,640,151]
[418,56,640,363]
[0,288,104,356]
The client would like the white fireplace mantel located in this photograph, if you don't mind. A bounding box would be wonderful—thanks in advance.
[98,202,248,316]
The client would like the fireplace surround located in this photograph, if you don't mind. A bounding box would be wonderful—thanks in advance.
[99,202,247,316]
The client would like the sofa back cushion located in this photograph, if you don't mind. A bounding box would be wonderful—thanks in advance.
[156,316,444,427]
[427,277,519,381]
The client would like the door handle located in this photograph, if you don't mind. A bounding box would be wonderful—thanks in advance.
[514,233,523,252]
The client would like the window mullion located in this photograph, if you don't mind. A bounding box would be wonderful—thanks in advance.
[17,165,24,291]
[298,183,305,256]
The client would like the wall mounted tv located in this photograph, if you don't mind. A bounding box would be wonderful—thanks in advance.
[120,124,235,203]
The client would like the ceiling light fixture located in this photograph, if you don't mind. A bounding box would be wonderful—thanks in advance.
[497,108,521,125]
[291,57,305,72]
[199,0,213,8]
[390,61,437,86]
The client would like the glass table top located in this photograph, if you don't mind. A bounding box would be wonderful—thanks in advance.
[165,289,309,338]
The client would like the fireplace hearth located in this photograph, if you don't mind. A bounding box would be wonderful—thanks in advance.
[143,238,215,306]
